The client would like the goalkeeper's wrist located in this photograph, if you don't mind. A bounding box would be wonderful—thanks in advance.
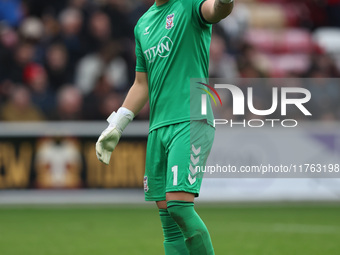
[106,107,134,134]
[219,0,233,4]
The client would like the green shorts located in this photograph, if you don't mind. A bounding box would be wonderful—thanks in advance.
[144,121,215,201]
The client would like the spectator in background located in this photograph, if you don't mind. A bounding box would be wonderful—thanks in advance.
[19,17,44,43]
[102,0,133,40]
[98,91,123,121]
[86,11,112,53]
[7,42,35,83]
[0,86,45,121]
[23,63,56,117]
[0,0,340,123]
[75,41,128,94]
[209,34,239,80]
[326,0,340,27]
[53,85,83,120]
[0,80,15,104]
[58,8,86,74]
[101,0,135,84]
[41,13,61,42]
[306,53,340,78]
[129,0,154,26]
[0,0,23,27]
[214,2,249,54]
[238,62,264,78]
[44,43,72,91]
[83,74,112,120]
[0,24,19,81]
[305,54,340,121]
[23,0,68,17]
[237,43,269,77]
[19,16,45,62]
[69,0,92,33]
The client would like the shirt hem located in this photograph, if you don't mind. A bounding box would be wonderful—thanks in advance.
[149,117,214,133]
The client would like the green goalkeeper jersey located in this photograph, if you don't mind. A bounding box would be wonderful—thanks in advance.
[135,0,214,131]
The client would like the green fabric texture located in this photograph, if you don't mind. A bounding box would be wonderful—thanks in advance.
[167,201,215,255]
[159,209,189,255]
[134,0,214,132]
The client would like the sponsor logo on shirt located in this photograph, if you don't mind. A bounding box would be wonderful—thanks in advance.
[166,13,174,30]
[144,36,173,63]
[144,26,150,35]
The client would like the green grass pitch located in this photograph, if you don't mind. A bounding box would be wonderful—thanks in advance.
[1,203,340,255]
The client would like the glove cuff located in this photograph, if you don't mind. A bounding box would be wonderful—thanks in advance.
[107,107,134,133]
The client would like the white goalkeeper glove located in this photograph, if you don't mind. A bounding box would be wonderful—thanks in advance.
[95,107,134,165]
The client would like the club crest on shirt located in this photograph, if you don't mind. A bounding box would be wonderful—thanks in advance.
[166,13,174,30]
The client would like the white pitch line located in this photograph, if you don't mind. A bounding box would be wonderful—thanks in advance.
[271,223,340,234]
[225,223,340,234]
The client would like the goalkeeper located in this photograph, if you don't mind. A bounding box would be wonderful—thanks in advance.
[96,0,233,254]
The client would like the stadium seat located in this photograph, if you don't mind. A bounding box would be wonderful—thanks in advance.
[282,4,302,27]
[313,28,340,54]
[268,54,310,77]
[245,28,313,54]
[244,29,276,53]
[247,3,286,29]
[279,29,313,53]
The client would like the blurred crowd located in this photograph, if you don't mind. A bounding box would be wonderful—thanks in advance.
[0,0,340,122]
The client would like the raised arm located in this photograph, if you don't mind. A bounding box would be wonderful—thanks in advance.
[201,0,234,24]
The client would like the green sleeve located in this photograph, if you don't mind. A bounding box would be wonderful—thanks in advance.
[134,26,147,73]
[192,0,211,27]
